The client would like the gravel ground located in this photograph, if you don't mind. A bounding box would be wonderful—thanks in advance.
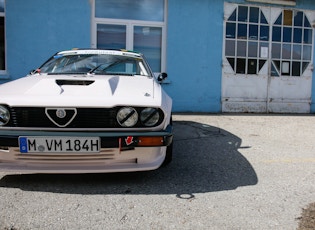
[0,114,314,229]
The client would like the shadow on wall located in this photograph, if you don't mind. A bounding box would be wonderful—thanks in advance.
[0,121,258,196]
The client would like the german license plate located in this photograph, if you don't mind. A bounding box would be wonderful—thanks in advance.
[19,136,100,153]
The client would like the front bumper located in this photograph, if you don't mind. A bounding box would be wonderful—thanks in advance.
[0,126,173,173]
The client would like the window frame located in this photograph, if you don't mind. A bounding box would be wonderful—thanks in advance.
[246,0,296,6]
[0,1,6,76]
[91,0,167,74]
[224,5,269,75]
[271,9,314,77]
[224,4,314,77]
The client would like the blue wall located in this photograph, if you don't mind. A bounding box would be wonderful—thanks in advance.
[2,0,91,83]
[166,0,223,112]
[1,0,315,113]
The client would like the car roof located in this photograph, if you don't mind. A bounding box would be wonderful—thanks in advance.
[56,49,143,58]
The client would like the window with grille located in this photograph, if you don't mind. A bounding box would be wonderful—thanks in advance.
[225,6,268,75]
[271,10,313,77]
[224,5,313,77]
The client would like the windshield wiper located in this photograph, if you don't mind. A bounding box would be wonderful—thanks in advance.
[29,69,41,75]
[87,64,106,74]
[88,61,126,75]
[47,72,87,75]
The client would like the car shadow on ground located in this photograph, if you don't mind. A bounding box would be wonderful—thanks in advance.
[0,120,258,196]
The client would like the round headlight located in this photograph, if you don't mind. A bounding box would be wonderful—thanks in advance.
[140,108,160,127]
[0,106,10,126]
[117,107,138,127]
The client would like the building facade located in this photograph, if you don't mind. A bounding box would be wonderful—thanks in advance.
[1,0,314,113]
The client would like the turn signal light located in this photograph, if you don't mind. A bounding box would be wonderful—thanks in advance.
[137,137,164,147]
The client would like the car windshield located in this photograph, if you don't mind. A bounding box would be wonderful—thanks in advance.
[38,50,150,76]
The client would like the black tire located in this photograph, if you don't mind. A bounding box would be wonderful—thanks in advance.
[162,116,173,167]
[162,141,173,166]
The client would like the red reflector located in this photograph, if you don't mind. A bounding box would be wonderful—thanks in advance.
[137,137,164,146]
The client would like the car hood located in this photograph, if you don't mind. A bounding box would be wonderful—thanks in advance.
[0,75,162,107]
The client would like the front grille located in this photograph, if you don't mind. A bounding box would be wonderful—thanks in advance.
[6,106,164,129]
[9,107,119,128]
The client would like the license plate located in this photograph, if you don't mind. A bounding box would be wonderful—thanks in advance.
[19,136,100,153]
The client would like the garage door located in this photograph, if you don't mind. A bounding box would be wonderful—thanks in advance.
[222,3,314,113]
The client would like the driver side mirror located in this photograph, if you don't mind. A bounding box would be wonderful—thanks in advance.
[157,72,168,82]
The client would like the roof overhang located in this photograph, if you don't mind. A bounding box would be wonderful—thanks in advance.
[246,0,296,6]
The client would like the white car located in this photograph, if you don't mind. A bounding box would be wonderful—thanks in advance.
[0,49,173,173]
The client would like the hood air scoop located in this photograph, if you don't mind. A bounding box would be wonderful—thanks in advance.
[56,80,95,86]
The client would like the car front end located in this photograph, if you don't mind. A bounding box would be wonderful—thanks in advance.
[0,49,173,173]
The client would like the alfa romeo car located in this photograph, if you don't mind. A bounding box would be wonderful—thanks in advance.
[0,49,173,173]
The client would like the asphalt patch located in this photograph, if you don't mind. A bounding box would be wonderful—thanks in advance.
[297,202,315,230]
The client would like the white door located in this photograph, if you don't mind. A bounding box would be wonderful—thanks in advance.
[222,3,314,113]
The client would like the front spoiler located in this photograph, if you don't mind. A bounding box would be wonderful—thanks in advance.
[0,126,172,173]
[0,125,173,149]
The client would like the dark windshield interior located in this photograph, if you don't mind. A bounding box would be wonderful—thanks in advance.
[39,53,150,76]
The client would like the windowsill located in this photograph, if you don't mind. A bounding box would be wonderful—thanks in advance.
[0,72,11,81]
[246,0,296,6]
